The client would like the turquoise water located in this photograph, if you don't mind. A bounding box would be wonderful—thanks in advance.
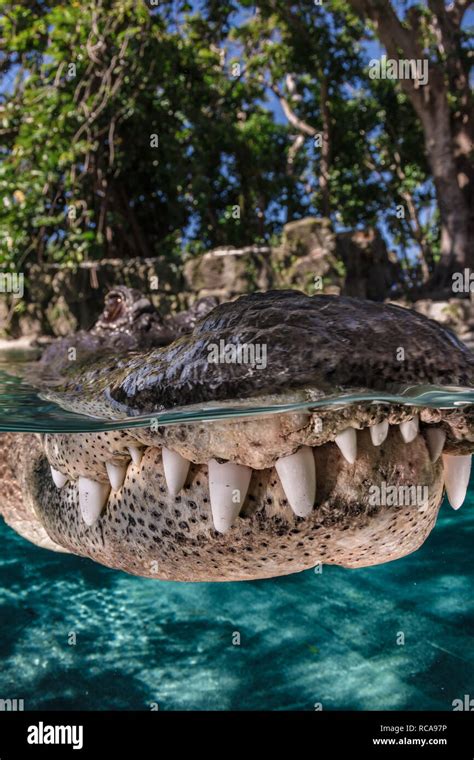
[0,486,473,711]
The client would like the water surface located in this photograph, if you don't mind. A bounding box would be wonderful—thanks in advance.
[0,487,472,710]
[1,356,474,433]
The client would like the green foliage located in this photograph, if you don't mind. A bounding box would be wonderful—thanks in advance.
[0,0,440,278]
[0,0,297,265]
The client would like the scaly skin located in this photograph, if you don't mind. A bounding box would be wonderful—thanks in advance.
[0,289,473,581]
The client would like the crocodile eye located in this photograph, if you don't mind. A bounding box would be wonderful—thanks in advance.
[103,292,124,323]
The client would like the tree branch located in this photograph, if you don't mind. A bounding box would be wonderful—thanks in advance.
[269,82,317,136]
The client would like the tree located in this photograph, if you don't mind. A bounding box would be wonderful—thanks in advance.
[0,0,462,294]
[231,0,436,283]
[0,0,302,266]
[348,0,473,285]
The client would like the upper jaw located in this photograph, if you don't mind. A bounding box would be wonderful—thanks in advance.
[42,290,474,420]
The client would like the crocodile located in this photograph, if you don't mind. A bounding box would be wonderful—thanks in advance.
[0,288,472,581]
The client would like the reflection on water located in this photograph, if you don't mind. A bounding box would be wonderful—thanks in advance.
[0,487,472,710]
[1,355,473,433]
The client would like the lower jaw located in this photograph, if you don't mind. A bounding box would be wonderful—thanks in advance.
[33,429,446,581]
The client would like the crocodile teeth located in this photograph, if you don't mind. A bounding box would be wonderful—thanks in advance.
[208,460,252,534]
[50,467,68,489]
[399,416,419,443]
[370,420,389,446]
[442,454,471,510]
[275,446,316,517]
[78,477,110,526]
[128,446,143,466]
[335,428,357,464]
[105,461,128,491]
[425,428,446,463]
[162,447,191,496]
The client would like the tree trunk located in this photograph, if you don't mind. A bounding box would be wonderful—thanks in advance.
[419,86,473,284]
[319,74,331,217]
[348,0,473,287]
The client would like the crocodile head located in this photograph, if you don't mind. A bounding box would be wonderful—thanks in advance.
[1,290,473,581]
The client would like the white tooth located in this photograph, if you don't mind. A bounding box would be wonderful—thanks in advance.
[50,467,68,489]
[335,428,357,464]
[370,420,389,447]
[426,428,446,463]
[208,460,252,534]
[105,461,128,491]
[399,415,419,443]
[442,454,471,510]
[78,477,110,526]
[275,446,316,517]
[128,446,143,466]
[162,447,190,496]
